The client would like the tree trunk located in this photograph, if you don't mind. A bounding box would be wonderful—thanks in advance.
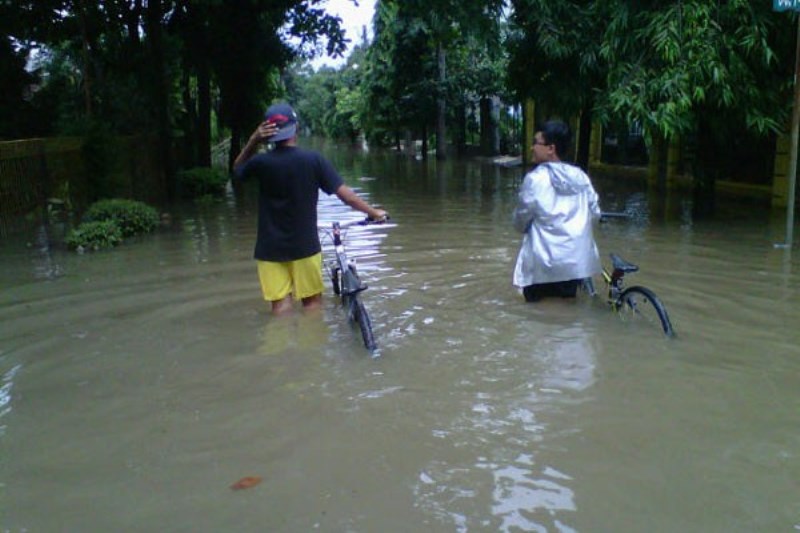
[454,98,466,155]
[692,121,717,218]
[576,104,592,170]
[655,136,668,191]
[146,0,173,199]
[181,72,197,167]
[491,96,500,155]
[76,1,93,117]
[480,97,500,156]
[228,128,242,173]
[229,127,243,196]
[435,43,447,160]
[197,61,212,167]
[480,98,489,154]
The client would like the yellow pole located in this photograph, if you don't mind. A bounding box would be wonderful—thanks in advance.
[780,15,800,248]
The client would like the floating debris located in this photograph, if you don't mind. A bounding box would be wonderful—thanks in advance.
[230,476,262,490]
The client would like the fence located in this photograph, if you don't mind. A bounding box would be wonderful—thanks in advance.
[0,136,167,236]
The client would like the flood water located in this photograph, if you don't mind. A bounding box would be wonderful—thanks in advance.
[2,139,799,532]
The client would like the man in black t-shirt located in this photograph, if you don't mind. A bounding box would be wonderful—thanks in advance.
[234,102,387,315]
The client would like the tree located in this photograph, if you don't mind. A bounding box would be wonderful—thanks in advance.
[3,0,351,172]
[508,0,604,167]
[361,1,436,153]
[595,1,794,212]
[509,0,794,211]
[447,23,509,156]
[284,32,370,143]
[362,0,505,159]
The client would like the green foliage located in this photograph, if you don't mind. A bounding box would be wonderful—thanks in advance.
[177,167,229,198]
[65,220,123,251]
[83,199,159,238]
[594,0,793,141]
[289,66,341,136]
[287,38,372,142]
[360,1,437,141]
[198,0,351,164]
[508,0,794,189]
[508,0,603,117]
[334,86,364,136]
[80,121,124,201]
[4,0,797,189]
[3,0,351,170]
[355,0,507,149]
[64,197,160,251]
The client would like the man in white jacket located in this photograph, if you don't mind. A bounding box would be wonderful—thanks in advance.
[512,120,601,302]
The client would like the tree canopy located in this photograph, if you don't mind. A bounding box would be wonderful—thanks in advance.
[1,0,797,187]
[1,0,350,169]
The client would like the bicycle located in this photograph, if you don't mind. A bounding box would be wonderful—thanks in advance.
[584,253,675,337]
[318,217,388,351]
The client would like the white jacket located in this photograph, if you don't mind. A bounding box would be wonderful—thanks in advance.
[512,162,601,287]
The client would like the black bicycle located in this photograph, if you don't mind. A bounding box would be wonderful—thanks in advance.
[318,217,388,351]
[585,253,675,337]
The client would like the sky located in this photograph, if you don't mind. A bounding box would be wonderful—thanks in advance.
[310,0,376,69]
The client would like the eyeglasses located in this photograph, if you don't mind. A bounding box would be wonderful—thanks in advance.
[532,140,551,146]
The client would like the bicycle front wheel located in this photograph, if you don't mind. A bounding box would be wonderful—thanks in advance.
[618,286,675,337]
[331,267,341,295]
[350,297,377,351]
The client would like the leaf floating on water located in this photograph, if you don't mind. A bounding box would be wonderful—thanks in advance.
[230,476,262,490]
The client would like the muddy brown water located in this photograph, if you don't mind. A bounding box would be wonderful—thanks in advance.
[1,139,799,531]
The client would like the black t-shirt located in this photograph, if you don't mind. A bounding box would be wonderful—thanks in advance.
[237,146,344,261]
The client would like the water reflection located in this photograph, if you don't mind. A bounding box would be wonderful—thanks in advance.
[486,459,576,532]
[258,312,330,356]
[537,325,597,392]
[0,361,22,437]
[411,320,596,531]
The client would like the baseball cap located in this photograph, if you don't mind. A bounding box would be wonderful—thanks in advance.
[264,102,298,142]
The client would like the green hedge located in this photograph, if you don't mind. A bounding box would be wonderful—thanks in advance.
[83,198,159,237]
[177,167,229,198]
[65,220,123,251]
[65,198,159,252]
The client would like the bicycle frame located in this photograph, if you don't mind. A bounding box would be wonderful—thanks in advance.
[603,254,635,304]
[328,221,368,298]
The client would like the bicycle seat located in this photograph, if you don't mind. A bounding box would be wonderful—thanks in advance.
[610,253,639,273]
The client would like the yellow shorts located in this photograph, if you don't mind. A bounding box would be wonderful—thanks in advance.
[256,253,324,302]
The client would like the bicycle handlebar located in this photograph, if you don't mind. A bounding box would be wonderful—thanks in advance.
[319,215,390,230]
[600,211,631,219]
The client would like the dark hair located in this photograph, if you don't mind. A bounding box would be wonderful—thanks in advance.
[539,120,571,158]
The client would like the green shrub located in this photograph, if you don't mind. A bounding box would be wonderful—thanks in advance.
[65,220,123,251]
[177,167,229,198]
[83,198,159,237]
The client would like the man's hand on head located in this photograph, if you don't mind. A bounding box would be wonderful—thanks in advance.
[251,121,279,144]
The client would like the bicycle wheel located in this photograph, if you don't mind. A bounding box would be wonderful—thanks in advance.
[331,267,341,295]
[351,296,377,351]
[618,286,675,337]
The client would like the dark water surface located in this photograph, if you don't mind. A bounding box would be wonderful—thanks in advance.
[2,139,799,532]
